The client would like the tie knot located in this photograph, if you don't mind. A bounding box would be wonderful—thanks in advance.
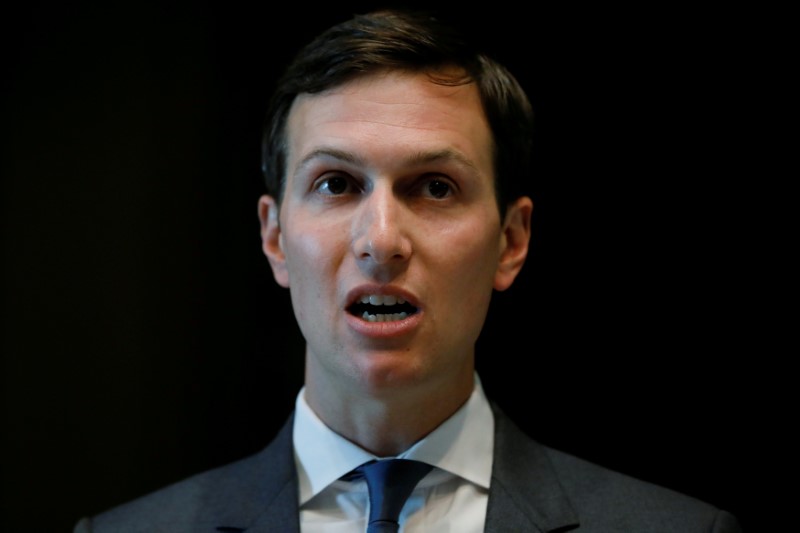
[358,459,433,533]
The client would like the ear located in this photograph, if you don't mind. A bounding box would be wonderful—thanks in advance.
[494,196,533,291]
[258,195,290,288]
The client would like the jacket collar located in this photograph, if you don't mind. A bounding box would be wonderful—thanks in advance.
[219,405,579,533]
[484,403,580,533]
[218,414,301,533]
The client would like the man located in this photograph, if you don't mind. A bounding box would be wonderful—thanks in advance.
[74,8,742,532]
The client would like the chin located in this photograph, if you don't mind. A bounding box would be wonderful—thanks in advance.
[351,354,429,393]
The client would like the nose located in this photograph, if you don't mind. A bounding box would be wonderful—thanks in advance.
[352,185,412,267]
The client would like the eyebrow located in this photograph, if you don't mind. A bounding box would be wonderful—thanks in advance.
[295,147,479,173]
[296,148,362,171]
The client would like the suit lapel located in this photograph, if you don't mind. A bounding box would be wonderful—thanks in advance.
[485,404,580,533]
[244,479,300,533]
[214,414,301,533]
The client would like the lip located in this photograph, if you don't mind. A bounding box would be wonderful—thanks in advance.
[344,284,423,338]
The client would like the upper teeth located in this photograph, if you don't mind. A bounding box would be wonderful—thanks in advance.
[360,294,406,305]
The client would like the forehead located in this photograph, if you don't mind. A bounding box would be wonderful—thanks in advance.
[284,71,493,174]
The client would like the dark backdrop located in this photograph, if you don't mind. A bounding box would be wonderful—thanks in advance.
[2,1,764,531]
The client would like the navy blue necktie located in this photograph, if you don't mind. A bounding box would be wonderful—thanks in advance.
[355,459,433,533]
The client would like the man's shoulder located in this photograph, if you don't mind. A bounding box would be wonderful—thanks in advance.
[543,444,698,502]
[491,405,742,532]
[542,445,739,529]
[76,449,265,532]
[75,416,296,533]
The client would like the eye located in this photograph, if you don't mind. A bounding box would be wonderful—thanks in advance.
[422,177,454,199]
[314,175,355,195]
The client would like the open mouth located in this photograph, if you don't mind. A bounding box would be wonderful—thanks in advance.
[347,294,419,322]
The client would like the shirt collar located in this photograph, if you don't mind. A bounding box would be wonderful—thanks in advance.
[293,373,495,504]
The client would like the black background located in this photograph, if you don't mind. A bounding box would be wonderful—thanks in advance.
[2,1,767,531]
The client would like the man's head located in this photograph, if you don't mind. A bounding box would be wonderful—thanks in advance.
[257,9,534,419]
[261,9,535,218]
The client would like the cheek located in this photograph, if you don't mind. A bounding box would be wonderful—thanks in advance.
[284,232,327,328]
[283,222,344,297]
[433,219,501,297]
[442,212,500,268]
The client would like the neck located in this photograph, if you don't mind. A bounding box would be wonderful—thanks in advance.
[304,365,475,456]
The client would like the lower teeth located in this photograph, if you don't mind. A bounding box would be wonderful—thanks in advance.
[361,311,409,322]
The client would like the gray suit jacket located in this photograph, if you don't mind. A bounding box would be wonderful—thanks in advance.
[74,405,742,532]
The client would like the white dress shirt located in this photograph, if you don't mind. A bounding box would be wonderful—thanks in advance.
[293,374,494,533]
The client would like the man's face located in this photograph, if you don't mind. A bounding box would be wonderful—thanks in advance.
[259,71,531,403]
